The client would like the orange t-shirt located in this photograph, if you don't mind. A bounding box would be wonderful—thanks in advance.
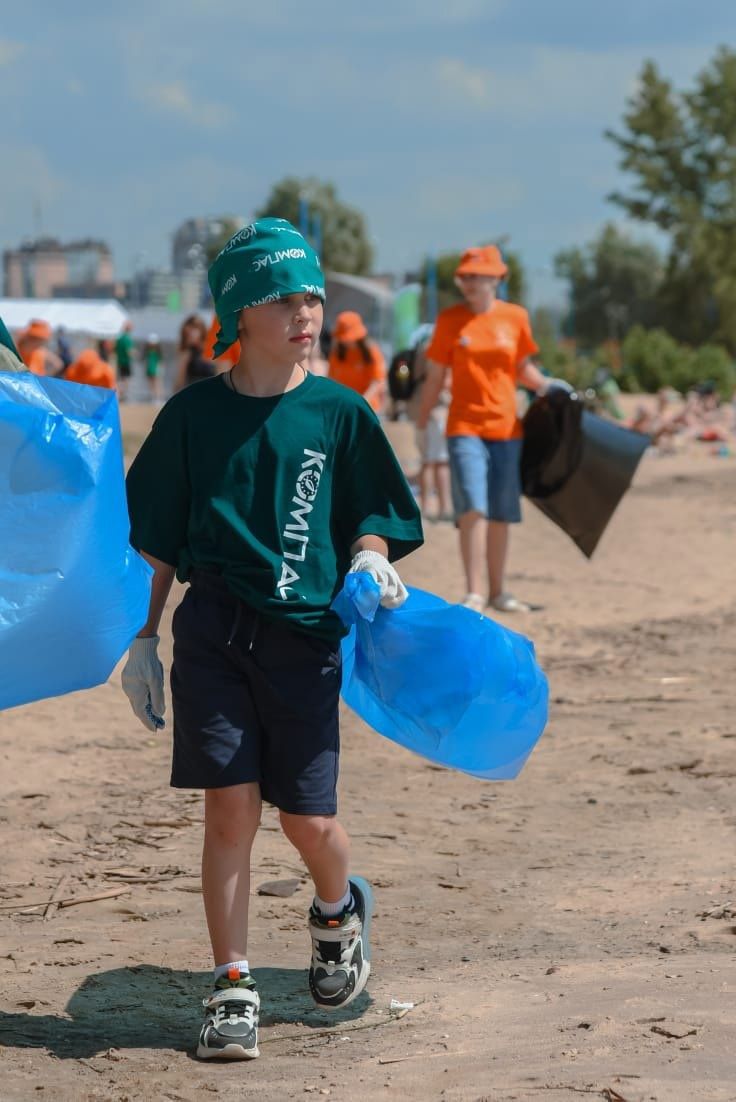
[19,344,47,376]
[328,343,386,413]
[66,358,116,389]
[426,301,538,440]
[204,316,240,366]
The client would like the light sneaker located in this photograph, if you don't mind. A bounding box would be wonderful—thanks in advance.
[488,592,532,613]
[308,877,373,1010]
[196,969,260,1060]
[462,593,485,612]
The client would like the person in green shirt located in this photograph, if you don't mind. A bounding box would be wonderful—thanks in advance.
[114,322,135,402]
[143,332,163,403]
[122,218,423,1062]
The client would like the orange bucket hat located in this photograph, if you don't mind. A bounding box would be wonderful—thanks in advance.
[23,319,52,341]
[332,311,368,343]
[455,245,508,279]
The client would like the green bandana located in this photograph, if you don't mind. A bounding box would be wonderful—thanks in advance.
[0,316,19,358]
[208,217,326,357]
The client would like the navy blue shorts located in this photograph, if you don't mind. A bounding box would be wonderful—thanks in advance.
[170,572,342,815]
[447,435,523,523]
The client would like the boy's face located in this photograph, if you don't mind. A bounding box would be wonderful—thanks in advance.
[239,293,323,364]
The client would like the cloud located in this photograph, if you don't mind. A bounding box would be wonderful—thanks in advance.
[140,81,232,131]
[416,173,525,219]
[435,42,716,120]
[437,59,493,106]
[0,38,24,67]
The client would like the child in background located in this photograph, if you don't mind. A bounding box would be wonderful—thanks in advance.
[65,347,116,390]
[122,219,423,1062]
[407,327,453,521]
[143,333,163,402]
[328,311,387,413]
[16,320,62,377]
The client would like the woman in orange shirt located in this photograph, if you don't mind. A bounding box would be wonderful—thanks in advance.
[16,320,62,377]
[65,348,116,389]
[417,246,548,614]
[328,311,386,414]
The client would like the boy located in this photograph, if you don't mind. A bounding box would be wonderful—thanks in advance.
[122,219,423,1060]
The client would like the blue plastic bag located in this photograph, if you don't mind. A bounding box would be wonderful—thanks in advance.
[334,574,548,779]
[0,372,152,710]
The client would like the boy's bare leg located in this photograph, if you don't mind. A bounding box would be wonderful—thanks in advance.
[202,783,262,965]
[279,812,350,904]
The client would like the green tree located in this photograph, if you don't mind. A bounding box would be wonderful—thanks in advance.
[255,177,373,275]
[554,223,663,346]
[622,325,736,396]
[606,47,736,350]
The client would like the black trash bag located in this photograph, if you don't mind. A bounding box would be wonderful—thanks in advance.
[521,389,649,558]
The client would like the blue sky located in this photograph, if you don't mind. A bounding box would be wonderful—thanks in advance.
[1,1,734,306]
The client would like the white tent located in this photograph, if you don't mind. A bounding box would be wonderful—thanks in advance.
[0,298,129,338]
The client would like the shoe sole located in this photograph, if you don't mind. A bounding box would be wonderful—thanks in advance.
[317,876,374,1012]
[196,1041,259,1060]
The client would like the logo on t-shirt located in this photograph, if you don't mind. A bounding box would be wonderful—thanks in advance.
[277,449,327,601]
[296,468,321,502]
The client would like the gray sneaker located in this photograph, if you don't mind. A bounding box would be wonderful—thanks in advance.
[196,970,260,1060]
[308,877,373,1010]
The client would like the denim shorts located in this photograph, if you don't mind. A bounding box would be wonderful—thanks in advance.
[170,572,342,815]
[447,435,523,523]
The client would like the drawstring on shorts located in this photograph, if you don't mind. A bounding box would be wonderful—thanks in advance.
[226,602,242,647]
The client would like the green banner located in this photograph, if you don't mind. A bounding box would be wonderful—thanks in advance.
[392,283,421,351]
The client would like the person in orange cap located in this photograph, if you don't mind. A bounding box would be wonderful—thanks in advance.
[417,245,549,614]
[327,311,386,414]
[65,348,116,390]
[16,320,62,378]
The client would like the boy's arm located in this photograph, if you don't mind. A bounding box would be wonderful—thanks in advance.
[136,551,176,638]
[350,534,389,558]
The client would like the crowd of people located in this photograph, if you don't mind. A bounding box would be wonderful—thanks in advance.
[627,383,734,452]
[5,256,735,624]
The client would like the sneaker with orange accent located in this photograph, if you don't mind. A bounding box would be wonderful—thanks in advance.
[308,877,373,1010]
[196,968,259,1060]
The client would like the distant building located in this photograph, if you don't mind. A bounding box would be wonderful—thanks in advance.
[125,268,205,313]
[118,215,245,312]
[3,238,120,299]
[171,216,241,276]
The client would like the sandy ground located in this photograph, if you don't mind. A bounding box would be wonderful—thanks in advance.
[1,403,735,1102]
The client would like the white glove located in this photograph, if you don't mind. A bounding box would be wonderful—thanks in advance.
[121,636,166,731]
[348,550,408,610]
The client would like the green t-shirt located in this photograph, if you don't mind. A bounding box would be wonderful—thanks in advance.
[115,332,134,368]
[126,373,423,641]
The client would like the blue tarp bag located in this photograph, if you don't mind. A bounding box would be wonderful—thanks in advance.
[0,372,152,710]
[334,574,548,779]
